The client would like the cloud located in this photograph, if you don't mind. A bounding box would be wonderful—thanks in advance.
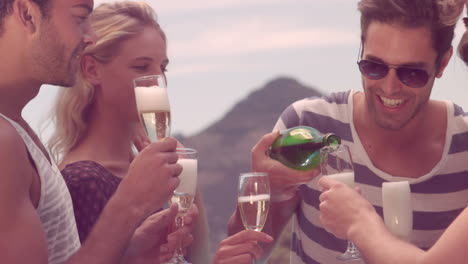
[135,0,283,14]
[91,0,360,77]
[95,0,352,15]
[168,63,229,76]
[169,17,358,59]
[94,0,284,13]
[167,58,272,77]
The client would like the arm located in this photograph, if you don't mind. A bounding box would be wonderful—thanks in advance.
[0,123,180,264]
[228,131,319,259]
[318,177,468,264]
[0,123,49,263]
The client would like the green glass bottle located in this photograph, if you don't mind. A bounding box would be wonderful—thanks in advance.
[268,126,341,171]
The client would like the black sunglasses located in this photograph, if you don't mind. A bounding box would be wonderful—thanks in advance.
[357,59,430,88]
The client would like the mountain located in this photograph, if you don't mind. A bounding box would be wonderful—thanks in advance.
[180,76,324,256]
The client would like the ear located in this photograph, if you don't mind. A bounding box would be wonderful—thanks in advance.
[81,55,101,86]
[13,0,42,33]
[436,47,453,78]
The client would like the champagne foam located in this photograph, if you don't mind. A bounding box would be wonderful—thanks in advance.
[135,86,170,112]
[176,158,197,195]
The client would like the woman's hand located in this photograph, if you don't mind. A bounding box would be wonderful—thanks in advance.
[159,204,199,262]
[213,230,273,264]
[122,204,178,263]
[318,177,375,239]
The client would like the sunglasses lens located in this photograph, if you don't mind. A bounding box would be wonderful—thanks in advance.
[358,60,388,80]
[397,68,429,88]
[358,60,430,88]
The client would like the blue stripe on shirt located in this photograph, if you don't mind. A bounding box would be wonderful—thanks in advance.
[291,232,321,264]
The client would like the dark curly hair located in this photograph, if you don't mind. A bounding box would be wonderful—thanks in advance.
[358,0,464,67]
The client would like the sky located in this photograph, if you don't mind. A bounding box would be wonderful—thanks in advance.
[24,0,468,140]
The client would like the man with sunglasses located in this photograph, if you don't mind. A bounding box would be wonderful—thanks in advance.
[228,0,468,263]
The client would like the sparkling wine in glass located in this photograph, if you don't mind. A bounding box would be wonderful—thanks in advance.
[133,75,171,142]
[320,144,361,261]
[237,172,270,263]
[165,148,197,264]
[382,181,413,241]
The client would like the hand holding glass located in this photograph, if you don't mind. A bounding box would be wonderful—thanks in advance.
[320,144,361,261]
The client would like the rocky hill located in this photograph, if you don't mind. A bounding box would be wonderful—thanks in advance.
[180,76,324,256]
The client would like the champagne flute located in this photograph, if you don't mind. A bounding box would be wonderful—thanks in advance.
[320,144,361,261]
[166,148,198,264]
[382,181,413,241]
[237,172,270,263]
[133,75,171,142]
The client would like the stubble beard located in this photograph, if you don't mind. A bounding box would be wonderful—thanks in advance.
[367,92,428,131]
[59,44,84,87]
[31,22,84,87]
[364,84,414,131]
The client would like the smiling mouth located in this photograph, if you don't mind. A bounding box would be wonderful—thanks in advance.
[379,96,404,107]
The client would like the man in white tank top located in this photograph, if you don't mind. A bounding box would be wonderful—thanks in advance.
[0,0,187,263]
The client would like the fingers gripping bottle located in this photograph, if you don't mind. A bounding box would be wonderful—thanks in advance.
[268,126,341,170]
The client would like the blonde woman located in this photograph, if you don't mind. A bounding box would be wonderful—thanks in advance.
[48,2,209,263]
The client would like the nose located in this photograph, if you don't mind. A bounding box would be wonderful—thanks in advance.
[83,21,97,46]
[380,68,402,95]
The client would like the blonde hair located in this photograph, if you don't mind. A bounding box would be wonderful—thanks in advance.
[48,1,165,162]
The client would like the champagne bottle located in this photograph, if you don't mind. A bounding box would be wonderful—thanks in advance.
[268,126,341,170]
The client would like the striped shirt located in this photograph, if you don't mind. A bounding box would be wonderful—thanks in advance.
[273,90,468,264]
[0,114,80,264]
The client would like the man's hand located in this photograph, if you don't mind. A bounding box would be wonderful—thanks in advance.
[252,131,320,201]
[119,137,182,217]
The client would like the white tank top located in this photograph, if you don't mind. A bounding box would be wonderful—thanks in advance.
[0,114,80,263]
